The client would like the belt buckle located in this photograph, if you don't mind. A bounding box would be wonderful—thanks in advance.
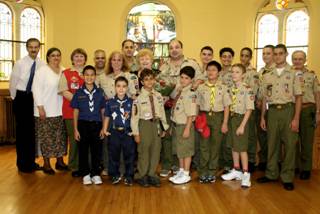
[117,127,124,131]
[208,111,212,116]
[276,105,282,109]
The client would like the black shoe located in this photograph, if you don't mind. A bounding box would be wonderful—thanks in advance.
[300,171,311,180]
[18,167,33,173]
[111,176,121,184]
[283,182,294,191]
[136,176,149,187]
[257,176,276,183]
[43,168,55,175]
[32,163,43,171]
[124,177,133,186]
[148,176,161,187]
[207,175,216,183]
[199,176,207,184]
[55,163,69,171]
[248,162,256,173]
[258,162,267,171]
[71,170,82,177]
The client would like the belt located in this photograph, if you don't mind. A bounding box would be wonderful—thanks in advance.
[201,111,223,116]
[269,103,293,110]
[143,118,159,122]
[230,112,243,117]
[302,103,315,108]
[114,127,125,131]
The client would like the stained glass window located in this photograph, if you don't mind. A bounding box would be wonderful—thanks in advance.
[0,3,13,80]
[20,8,41,58]
[126,3,176,59]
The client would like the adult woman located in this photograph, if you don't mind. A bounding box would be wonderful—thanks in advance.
[32,47,67,175]
[96,51,139,98]
[58,48,86,177]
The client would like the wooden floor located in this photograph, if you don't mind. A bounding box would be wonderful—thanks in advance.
[0,146,320,214]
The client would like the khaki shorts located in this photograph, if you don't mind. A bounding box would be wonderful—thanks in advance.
[227,114,249,152]
[172,123,195,159]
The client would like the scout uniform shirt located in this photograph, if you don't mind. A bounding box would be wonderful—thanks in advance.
[197,80,232,112]
[243,64,260,96]
[261,64,303,105]
[131,87,169,135]
[229,83,255,114]
[218,67,233,88]
[300,68,320,104]
[70,84,105,122]
[105,95,133,133]
[171,85,197,124]
[96,71,139,99]
[256,64,275,101]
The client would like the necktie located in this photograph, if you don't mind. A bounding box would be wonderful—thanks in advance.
[230,87,240,112]
[26,61,36,93]
[149,92,156,119]
[206,83,216,111]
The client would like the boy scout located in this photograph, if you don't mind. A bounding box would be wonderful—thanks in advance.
[240,47,260,172]
[258,44,303,191]
[221,64,254,188]
[292,50,320,180]
[218,47,235,172]
[256,45,275,171]
[169,66,197,185]
[197,61,231,183]
[199,46,214,78]
[158,39,203,177]
[131,69,169,187]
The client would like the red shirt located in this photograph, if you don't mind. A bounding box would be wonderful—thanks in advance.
[62,68,84,119]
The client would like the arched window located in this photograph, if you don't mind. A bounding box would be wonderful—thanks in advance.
[254,0,309,70]
[126,2,176,60]
[20,7,42,58]
[0,2,13,80]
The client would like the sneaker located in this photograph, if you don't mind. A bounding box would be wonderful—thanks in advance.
[169,170,183,182]
[199,175,207,184]
[241,172,251,188]
[207,175,216,183]
[124,177,133,186]
[101,170,108,176]
[83,174,92,185]
[172,173,191,185]
[91,175,103,185]
[136,176,149,187]
[111,176,121,184]
[159,169,171,177]
[171,166,180,175]
[221,169,242,181]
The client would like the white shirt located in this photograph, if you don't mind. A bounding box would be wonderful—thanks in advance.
[9,55,46,99]
[276,67,285,76]
[32,64,63,117]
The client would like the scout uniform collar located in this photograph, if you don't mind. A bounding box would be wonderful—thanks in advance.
[141,87,155,96]
[205,80,219,87]
[181,84,192,92]
[112,71,124,79]
[81,83,98,92]
[272,63,291,76]
[115,94,129,102]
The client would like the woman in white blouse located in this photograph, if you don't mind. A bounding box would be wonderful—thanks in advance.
[32,47,68,175]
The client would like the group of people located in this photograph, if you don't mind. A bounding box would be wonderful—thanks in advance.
[9,37,319,191]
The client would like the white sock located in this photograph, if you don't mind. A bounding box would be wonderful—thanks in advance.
[184,170,189,176]
[179,168,184,172]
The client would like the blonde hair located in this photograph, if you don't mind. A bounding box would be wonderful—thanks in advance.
[136,48,154,66]
[231,63,246,74]
[106,51,129,74]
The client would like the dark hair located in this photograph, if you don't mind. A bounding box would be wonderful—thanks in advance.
[169,39,183,49]
[240,47,253,58]
[140,68,155,80]
[264,44,275,50]
[219,47,235,57]
[26,38,40,48]
[275,44,287,53]
[83,65,96,75]
[200,46,213,53]
[70,48,87,64]
[115,76,128,86]
[46,47,61,63]
[180,66,195,79]
[206,60,222,72]
[232,63,246,74]
[121,39,135,48]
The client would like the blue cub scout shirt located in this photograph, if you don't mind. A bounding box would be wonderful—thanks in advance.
[71,84,105,122]
[105,95,133,132]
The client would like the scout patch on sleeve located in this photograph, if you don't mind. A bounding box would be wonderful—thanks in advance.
[131,75,137,80]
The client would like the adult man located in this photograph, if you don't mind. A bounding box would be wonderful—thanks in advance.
[199,46,214,73]
[9,38,45,173]
[94,49,106,76]
[292,50,320,180]
[121,39,139,72]
[258,44,303,191]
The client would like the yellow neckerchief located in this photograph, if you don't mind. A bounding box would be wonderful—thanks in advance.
[230,86,240,112]
[206,82,216,110]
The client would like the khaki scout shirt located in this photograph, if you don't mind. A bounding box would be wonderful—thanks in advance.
[158,56,203,87]
[301,68,320,103]
[58,67,82,93]
[218,68,233,88]
[197,80,232,112]
[130,87,168,135]
[229,83,255,114]
[243,64,259,96]
[261,64,303,104]
[129,57,139,72]
[256,65,275,101]
[96,71,139,99]
[171,85,197,124]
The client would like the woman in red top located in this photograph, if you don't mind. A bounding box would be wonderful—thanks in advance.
[58,48,86,177]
